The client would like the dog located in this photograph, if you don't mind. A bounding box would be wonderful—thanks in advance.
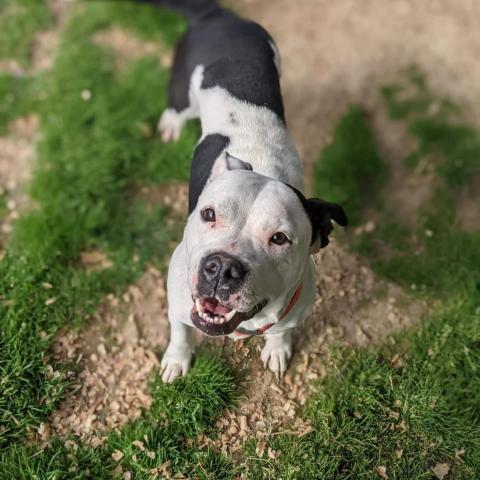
[136,0,348,382]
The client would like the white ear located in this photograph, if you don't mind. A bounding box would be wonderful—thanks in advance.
[212,151,252,177]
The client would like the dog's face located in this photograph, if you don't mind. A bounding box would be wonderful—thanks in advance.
[184,158,347,337]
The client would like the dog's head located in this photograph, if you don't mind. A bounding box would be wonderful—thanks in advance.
[184,154,347,336]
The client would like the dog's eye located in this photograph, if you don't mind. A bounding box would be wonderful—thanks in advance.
[201,208,216,222]
[270,232,289,245]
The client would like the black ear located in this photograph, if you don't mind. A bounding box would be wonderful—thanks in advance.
[303,198,348,249]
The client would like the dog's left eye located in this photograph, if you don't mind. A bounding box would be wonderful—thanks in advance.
[201,208,216,222]
[270,232,289,245]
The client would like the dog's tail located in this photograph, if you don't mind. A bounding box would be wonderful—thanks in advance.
[133,0,220,24]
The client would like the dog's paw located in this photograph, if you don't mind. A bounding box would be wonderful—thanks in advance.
[261,340,292,380]
[160,346,192,383]
[158,108,183,142]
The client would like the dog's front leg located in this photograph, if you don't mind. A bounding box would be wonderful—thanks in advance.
[161,321,194,383]
[161,242,195,383]
[261,329,293,380]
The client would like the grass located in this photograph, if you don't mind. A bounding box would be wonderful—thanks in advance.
[382,67,480,186]
[243,72,480,479]
[0,0,52,65]
[0,0,196,450]
[314,106,388,225]
[0,355,238,479]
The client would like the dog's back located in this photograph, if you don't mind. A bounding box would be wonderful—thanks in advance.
[172,7,284,121]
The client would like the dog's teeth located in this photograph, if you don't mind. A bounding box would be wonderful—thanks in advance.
[195,298,204,313]
[225,309,237,321]
[214,316,221,324]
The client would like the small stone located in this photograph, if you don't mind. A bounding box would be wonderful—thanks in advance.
[81,89,92,101]
[364,221,376,233]
[377,465,388,479]
[111,450,123,462]
[432,463,450,480]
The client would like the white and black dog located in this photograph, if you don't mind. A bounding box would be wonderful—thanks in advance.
[136,0,347,382]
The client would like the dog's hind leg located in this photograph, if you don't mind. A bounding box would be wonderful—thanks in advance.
[158,35,201,142]
[158,105,198,142]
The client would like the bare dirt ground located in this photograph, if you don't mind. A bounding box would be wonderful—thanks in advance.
[3,0,478,455]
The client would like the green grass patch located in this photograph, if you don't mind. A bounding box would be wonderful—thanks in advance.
[0,0,52,65]
[0,1,196,449]
[0,73,45,133]
[382,67,480,186]
[0,355,238,479]
[313,106,388,225]
[81,0,187,46]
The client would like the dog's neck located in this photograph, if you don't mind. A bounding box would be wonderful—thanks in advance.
[197,85,305,192]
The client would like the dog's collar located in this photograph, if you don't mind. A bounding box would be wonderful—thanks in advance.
[233,283,303,338]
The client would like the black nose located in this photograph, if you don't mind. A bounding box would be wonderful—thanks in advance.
[201,253,246,290]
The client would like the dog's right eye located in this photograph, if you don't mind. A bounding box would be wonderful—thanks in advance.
[201,208,216,222]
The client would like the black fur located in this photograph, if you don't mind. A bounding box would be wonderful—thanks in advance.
[189,134,230,213]
[287,185,348,248]
[136,0,284,120]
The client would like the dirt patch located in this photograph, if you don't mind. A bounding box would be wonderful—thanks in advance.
[30,0,72,73]
[92,26,173,70]
[0,114,39,245]
[456,175,480,232]
[45,266,169,446]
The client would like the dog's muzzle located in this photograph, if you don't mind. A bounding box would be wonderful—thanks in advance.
[191,297,267,336]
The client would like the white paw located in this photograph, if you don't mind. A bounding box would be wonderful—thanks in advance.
[261,342,292,380]
[160,347,192,383]
[158,108,183,142]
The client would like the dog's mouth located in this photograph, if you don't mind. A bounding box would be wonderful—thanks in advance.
[191,297,267,336]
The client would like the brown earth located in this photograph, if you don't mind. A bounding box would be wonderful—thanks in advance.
[3,0,476,456]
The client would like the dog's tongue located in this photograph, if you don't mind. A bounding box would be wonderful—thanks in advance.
[214,304,230,316]
[204,299,230,316]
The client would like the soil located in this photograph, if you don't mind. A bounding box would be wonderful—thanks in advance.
[2,0,478,455]
[0,114,39,248]
[92,26,173,70]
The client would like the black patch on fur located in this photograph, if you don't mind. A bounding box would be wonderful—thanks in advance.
[168,7,284,120]
[286,185,348,247]
[229,112,239,125]
[189,134,230,213]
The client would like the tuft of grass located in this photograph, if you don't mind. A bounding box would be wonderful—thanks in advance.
[0,355,238,479]
[0,2,195,448]
[0,0,52,65]
[313,106,388,225]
